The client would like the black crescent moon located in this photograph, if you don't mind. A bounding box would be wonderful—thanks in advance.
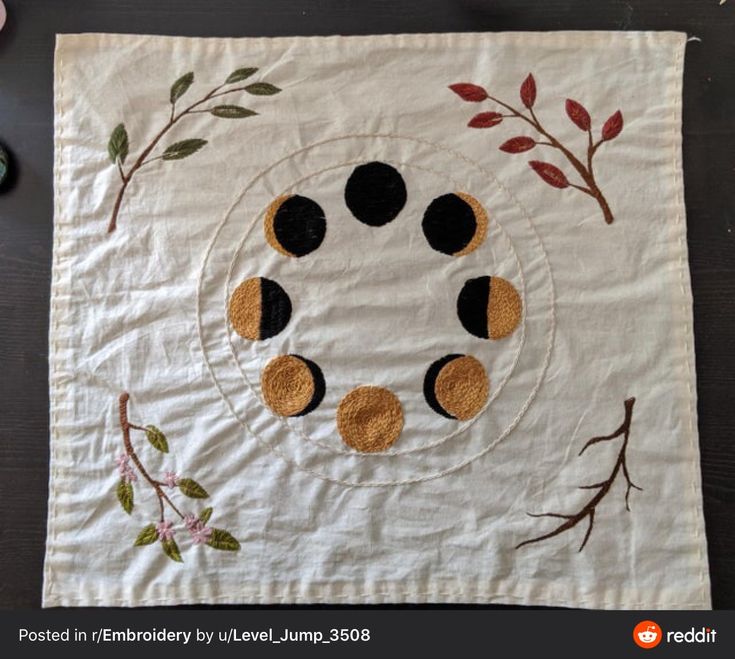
[265,194,327,257]
[423,354,464,418]
[422,193,488,256]
[292,355,326,416]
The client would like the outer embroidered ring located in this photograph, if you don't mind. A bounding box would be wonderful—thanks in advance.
[198,134,555,487]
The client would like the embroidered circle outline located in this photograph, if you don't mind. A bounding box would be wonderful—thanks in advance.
[197,134,556,487]
[225,158,526,456]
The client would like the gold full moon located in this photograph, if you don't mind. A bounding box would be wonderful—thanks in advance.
[336,385,404,453]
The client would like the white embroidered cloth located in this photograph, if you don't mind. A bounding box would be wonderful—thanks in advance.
[46,31,710,608]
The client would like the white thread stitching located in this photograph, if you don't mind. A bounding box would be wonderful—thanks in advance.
[44,39,65,604]
[195,133,556,487]
[671,40,710,607]
[43,588,706,609]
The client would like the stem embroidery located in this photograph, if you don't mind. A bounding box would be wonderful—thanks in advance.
[106,67,281,233]
[449,75,624,224]
[516,397,641,551]
[115,392,240,562]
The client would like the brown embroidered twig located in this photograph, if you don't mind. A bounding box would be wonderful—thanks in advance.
[115,392,240,562]
[516,397,641,551]
[449,76,624,224]
[106,68,282,233]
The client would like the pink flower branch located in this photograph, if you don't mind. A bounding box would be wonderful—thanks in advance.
[449,75,624,224]
[114,392,240,563]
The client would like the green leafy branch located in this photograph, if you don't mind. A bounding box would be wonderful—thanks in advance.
[115,392,240,563]
[106,67,281,233]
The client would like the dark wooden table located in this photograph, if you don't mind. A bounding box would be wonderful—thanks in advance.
[0,0,733,609]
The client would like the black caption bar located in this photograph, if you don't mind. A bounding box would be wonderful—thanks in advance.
[1,610,733,658]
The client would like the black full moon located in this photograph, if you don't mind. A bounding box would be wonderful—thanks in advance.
[344,161,407,227]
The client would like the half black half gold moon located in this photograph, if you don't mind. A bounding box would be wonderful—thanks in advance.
[261,354,325,417]
[457,275,522,340]
[264,194,327,257]
[228,276,292,340]
[422,192,488,256]
[424,354,489,420]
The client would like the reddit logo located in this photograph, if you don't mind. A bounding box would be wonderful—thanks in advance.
[633,620,663,649]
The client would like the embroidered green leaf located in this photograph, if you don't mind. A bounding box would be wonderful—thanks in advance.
[178,478,209,499]
[225,66,258,84]
[170,71,194,105]
[206,528,240,551]
[244,82,281,96]
[210,105,257,119]
[116,479,134,514]
[199,507,213,524]
[145,425,169,453]
[108,123,129,164]
[161,538,183,562]
[161,139,208,161]
[134,524,158,546]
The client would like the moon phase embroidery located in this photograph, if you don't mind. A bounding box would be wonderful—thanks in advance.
[264,194,327,257]
[261,354,325,416]
[422,192,488,256]
[424,354,489,420]
[228,276,292,340]
[226,158,524,454]
[457,275,522,340]
[344,161,407,227]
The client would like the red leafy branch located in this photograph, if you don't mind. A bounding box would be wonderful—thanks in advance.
[449,76,624,224]
[516,397,641,552]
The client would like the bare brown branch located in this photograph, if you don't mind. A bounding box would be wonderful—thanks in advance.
[516,397,640,551]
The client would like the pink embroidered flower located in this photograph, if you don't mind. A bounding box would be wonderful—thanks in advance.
[115,453,137,483]
[184,514,212,545]
[155,520,175,542]
[162,471,178,488]
[190,525,213,545]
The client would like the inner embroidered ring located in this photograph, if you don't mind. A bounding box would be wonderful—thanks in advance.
[227,161,522,453]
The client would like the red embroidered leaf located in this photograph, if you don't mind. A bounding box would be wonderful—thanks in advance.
[565,99,591,131]
[448,83,488,102]
[602,110,624,141]
[520,74,536,108]
[468,112,503,128]
[529,161,570,189]
[499,136,537,153]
